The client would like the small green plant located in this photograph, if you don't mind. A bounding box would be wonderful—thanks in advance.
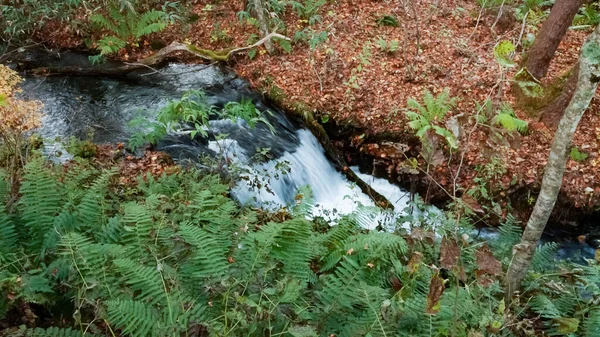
[0,0,85,40]
[88,1,178,63]
[128,91,274,150]
[290,0,326,25]
[493,103,529,134]
[405,88,458,149]
[493,40,516,68]
[570,147,588,162]
[376,14,399,27]
[294,28,329,49]
[66,137,98,159]
[376,37,399,54]
[574,3,600,26]
[344,42,372,90]
[209,23,232,43]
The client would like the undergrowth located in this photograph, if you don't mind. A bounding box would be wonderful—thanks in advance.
[0,155,599,336]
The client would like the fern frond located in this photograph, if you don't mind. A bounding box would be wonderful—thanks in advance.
[107,299,157,337]
[0,211,18,264]
[178,222,230,280]
[112,258,167,305]
[76,168,116,230]
[96,36,127,55]
[531,242,559,273]
[89,13,119,33]
[585,307,600,337]
[19,159,64,251]
[318,256,368,311]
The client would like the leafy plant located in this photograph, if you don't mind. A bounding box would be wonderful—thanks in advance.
[128,91,275,150]
[376,37,399,54]
[570,147,588,162]
[290,0,326,25]
[574,3,600,26]
[405,88,458,149]
[88,1,178,63]
[494,40,516,68]
[376,14,399,27]
[1,153,600,336]
[493,103,529,134]
[294,28,329,50]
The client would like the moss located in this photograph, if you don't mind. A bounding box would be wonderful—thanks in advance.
[513,67,575,119]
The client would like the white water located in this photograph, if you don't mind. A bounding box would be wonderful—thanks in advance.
[207,127,412,226]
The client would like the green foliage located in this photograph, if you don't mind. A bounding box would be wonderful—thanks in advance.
[570,147,589,162]
[405,88,458,149]
[376,15,399,27]
[1,157,600,336]
[290,0,326,25]
[375,37,399,54]
[494,40,516,68]
[294,28,329,50]
[0,0,85,40]
[88,1,179,63]
[493,103,529,134]
[129,90,275,150]
[574,3,600,27]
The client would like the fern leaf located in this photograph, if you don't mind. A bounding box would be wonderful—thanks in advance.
[76,168,116,230]
[19,159,64,251]
[89,13,119,33]
[107,299,157,337]
[178,222,230,280]
[585,307,600,337]
[113,258,167,305]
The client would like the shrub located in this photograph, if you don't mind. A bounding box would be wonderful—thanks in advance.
[0,65,42,198]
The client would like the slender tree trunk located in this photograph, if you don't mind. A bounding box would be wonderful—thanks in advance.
[506,25,600,301]
[524,0,585,80]
[250,0,274,54]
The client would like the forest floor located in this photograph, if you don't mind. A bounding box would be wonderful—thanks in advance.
[31,0,600,223]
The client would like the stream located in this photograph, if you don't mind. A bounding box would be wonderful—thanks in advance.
[19,61,598,263]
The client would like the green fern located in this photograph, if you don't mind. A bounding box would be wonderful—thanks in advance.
[112,258,168,305]
[18,159,64,252]
[405,88,458,149]
[107,299,157,337]
[89,2,172,62]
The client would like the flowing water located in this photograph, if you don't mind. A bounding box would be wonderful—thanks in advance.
[20,61,597,261]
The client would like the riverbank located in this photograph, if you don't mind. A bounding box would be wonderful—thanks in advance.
[9,0,600,224]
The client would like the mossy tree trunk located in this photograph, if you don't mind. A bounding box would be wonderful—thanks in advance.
[506,24,600,301]
[524,0,586,80]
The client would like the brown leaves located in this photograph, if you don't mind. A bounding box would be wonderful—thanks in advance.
[475,244,502,287]
[439,237,460,269]
[426,272,445,314]
[475,244,502,276]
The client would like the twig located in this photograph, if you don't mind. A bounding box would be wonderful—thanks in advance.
[468,0,487,41]
[490,0,507,32]
[516,11,530,48]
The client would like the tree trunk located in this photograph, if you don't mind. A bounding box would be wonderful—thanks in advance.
[540,64,579,128]
[524,0,585,80]
[506,24,600,302]
[250,0,274,54]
